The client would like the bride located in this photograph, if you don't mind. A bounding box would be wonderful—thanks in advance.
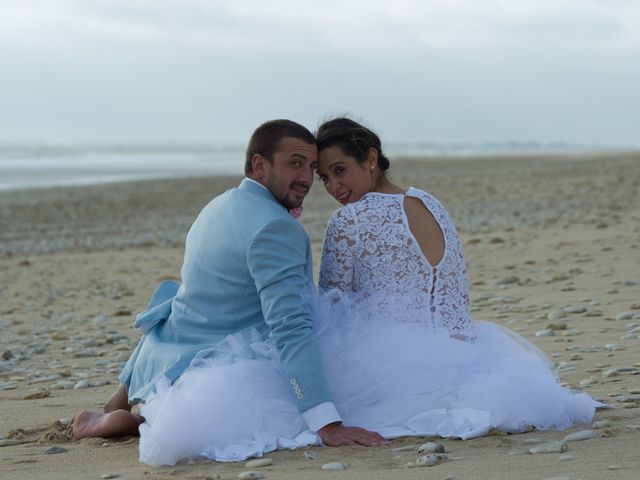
[136,117,601,465]
[310,117,600,438]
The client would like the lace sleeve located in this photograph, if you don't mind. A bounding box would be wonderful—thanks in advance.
[319,207,358,294]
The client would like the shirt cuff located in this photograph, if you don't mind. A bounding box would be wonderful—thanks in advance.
[302,402,342,432]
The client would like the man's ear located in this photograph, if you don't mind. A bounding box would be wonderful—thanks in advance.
[251,154,266,181]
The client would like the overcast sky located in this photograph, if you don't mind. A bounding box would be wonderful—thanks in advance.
[0,0,638,146]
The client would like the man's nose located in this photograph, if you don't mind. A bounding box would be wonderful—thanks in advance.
[300,164,313,185]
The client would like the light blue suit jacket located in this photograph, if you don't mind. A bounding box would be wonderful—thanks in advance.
[120,179,332,414]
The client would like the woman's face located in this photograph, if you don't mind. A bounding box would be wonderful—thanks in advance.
[317,146,377,205]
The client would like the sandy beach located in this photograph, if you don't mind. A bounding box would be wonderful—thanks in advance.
[1,152,639,480]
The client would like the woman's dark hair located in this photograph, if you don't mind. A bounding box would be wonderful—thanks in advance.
[315,117,390,171]
[245,119,316,176]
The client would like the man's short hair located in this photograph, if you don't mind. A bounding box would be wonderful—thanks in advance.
[244,119,316,176]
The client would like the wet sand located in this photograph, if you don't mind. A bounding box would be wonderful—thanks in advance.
[1,152,639,479]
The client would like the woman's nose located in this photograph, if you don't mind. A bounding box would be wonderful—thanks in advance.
[327,177,338,194]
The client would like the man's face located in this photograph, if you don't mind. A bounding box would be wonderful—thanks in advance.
[260,137,316,210]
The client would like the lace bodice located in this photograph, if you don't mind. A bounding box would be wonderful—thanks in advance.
[319,187,472,337]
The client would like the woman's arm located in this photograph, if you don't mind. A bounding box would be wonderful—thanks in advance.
[319,208,358,293]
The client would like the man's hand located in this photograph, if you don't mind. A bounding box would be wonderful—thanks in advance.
[318,422,386,447]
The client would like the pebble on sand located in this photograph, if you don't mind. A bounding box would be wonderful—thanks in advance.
[238,472,264,480]
[592,420,610,429]
[497,275,520,285]
[563,305,587,314]
[417,442,438,454]
[529,441,567,454]
[23,389,50,400]
[304,450,319,460]
[322,462,347,471]
[245,458,273,469]
[563,430,598,442]
[547,309,567,321]
[415,453,448,467]
[536,329,555,337]
[44,445,68,454]
[561,329,583,336]
[547,322,567,331]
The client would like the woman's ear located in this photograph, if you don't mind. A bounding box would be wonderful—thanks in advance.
[366,147,379,170]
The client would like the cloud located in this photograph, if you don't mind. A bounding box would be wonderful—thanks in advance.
[0,0,638,144]
[1,0,639,52]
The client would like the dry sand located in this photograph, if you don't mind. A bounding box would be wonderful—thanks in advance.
[1,152,639,479]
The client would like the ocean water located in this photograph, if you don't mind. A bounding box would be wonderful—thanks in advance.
[0,145,246,191]
[0,142,606,191]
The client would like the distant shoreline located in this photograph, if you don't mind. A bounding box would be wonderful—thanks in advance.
[1,149,638,193]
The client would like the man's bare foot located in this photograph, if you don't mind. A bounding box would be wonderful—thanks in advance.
[67,410,144,439]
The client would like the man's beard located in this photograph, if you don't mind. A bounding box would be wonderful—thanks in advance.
[277,184,306,210]
[265,177,308,210]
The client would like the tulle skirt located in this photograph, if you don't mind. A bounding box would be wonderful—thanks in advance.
[138,294,600,465]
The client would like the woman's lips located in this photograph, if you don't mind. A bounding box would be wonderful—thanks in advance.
[335,191,350,204]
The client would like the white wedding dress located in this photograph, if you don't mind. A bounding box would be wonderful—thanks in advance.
[137,188,600,465]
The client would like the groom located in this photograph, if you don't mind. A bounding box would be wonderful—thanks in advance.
[68,119,384,447]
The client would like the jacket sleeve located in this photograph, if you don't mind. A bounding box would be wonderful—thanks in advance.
[247,217,337,420]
